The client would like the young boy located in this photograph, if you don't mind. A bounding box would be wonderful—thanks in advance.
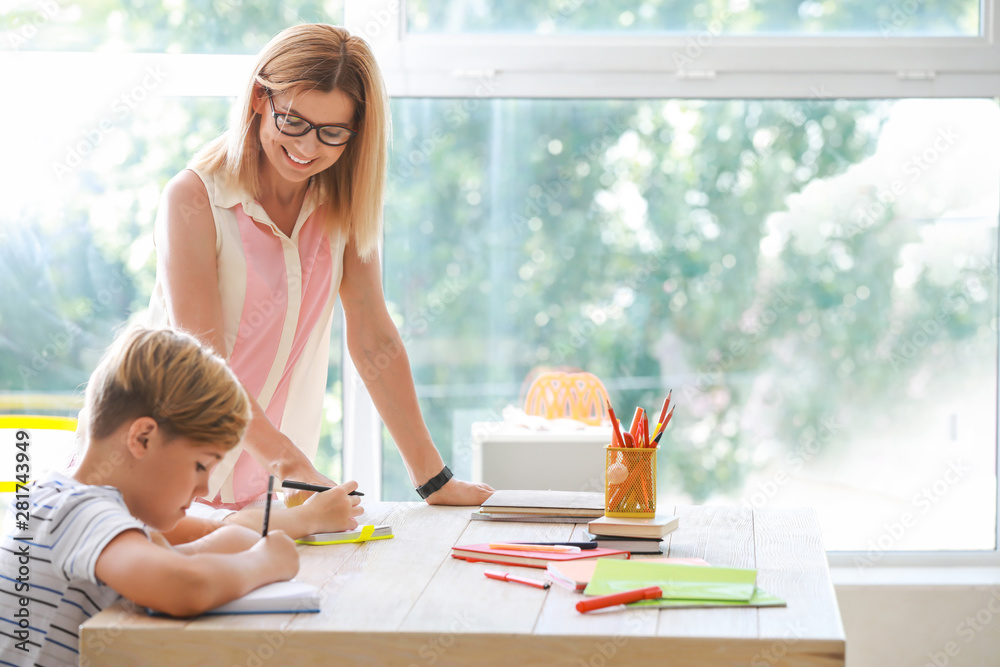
[0,327,359,666]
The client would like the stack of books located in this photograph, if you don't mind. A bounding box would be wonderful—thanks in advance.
[585,514,680,554]
[471,490,606,523]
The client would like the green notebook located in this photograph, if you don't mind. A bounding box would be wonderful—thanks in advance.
[630,588,786,609]
[584,559,785,608]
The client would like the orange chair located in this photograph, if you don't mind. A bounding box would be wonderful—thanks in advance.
[522,371,611,426]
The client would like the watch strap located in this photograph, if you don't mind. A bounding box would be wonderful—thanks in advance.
[415,465,453,499]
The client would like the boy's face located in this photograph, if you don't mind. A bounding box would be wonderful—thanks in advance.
[131,431,228,532]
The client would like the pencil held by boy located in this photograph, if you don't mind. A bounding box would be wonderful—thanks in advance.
[0,327,299,666]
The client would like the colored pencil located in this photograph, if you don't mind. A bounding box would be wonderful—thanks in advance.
[607,401,626,448]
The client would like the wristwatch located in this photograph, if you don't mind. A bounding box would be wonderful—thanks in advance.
[415,465,453,499]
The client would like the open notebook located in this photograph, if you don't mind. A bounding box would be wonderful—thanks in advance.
[147,580,321,617]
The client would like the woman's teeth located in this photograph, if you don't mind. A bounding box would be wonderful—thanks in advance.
[284,147,314,165]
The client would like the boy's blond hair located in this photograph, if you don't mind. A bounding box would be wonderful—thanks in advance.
[191,23,389,261]
[85,327,250,448]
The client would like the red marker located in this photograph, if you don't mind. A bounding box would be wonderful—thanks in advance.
[484,570,550,590]
[629,407,644,441]
[576,585,663,613]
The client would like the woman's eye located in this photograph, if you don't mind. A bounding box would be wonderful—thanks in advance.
[196,463,207,472]
[282,116,307,129]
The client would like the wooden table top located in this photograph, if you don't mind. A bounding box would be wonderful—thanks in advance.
[81,504,845,666]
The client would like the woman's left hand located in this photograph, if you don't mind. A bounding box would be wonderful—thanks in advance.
[423,477,495,506]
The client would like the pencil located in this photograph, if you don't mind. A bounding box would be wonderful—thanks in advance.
[656,390,672,429]
[262,474,274,537]
[281,480,364,496]
[652,405,675,445]
[606,401,626,448]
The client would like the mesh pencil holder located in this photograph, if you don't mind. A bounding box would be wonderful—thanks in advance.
[604,445,657,517]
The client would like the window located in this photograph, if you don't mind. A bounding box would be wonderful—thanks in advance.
[407,0,980,36]
[380,97,999,555]
[2,1,998,562]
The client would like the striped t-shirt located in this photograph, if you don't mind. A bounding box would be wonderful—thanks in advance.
[0,472,148,667]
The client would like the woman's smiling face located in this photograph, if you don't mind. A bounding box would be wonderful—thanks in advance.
[253,86,356,184]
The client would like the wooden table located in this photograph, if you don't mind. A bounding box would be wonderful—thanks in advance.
[81,505,845,666]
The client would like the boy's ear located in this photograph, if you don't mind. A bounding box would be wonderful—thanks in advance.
[124,417,159,459]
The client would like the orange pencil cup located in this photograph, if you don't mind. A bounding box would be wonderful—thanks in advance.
[604,445,656,517]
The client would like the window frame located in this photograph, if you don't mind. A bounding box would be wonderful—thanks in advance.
[4,0,995,564]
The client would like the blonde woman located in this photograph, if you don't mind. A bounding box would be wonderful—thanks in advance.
[148,24,494,517]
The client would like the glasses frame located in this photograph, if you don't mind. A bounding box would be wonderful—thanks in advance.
[267,94,357,147]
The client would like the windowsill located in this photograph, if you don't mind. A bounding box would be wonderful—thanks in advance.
[830,566,1000,587]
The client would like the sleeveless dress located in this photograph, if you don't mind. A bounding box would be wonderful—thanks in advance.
[147,167,346,508]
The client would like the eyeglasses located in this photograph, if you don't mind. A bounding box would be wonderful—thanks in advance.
[267,95,357,147]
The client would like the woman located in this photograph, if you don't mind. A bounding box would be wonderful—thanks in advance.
[148,23,493,513]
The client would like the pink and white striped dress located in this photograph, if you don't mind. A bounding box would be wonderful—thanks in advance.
[147,167,346,508]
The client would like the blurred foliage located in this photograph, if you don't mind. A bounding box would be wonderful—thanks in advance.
[381,96,998,501]
[2,0,344,52]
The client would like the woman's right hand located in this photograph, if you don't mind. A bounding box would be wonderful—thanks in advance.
[276,451,338,507]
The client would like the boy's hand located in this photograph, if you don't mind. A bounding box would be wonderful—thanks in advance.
[278,459,338,508]
[253,530,300,582]
[299,480,365,534]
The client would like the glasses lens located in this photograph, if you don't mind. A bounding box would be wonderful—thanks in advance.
[319,126,353,146]
[275,113,309,136]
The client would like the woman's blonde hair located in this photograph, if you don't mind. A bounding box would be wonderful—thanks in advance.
[191,23,389,261]
[85,327,250,449]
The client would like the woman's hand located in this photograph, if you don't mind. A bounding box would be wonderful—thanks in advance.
[423,478,495,506]
[275,454,338,508]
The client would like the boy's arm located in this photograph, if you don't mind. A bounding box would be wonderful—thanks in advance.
[95,528,299,617]
[171,525,260,555]
[158,515,225,545]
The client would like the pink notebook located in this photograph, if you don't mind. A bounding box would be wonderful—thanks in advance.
[451,543,630,569]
